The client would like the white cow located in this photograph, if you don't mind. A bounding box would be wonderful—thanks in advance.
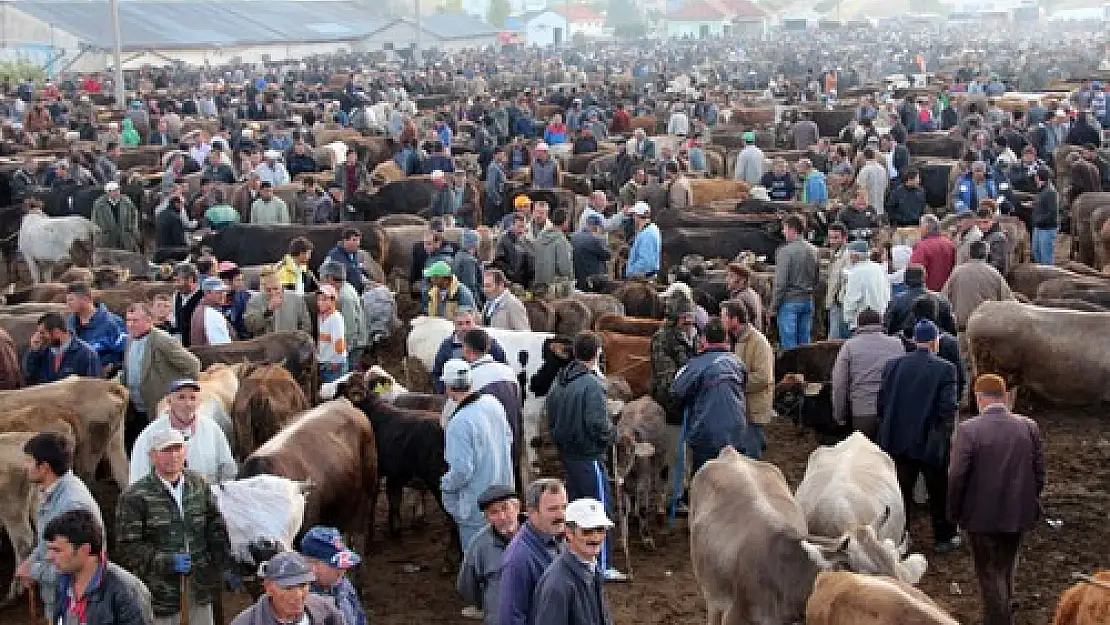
[18,209,99,284]
[795,432,911,550]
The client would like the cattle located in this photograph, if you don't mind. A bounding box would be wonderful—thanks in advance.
[0,377,129,488]
[1069,193,1110,267]
[192,331,319,405]
[794,432,911,550]
[351,178,437,221]
[551,298,593,337]
[377,214,427,227]
[1034,298,1109,312]
[775,340,845,382]
[383,225,495,277]
[593,312,664,337]
[569,293,625,319]
[200,222,388,272]
[238,399,379,555]
[611,280,662,318]
[600,331,651,398]
[806,572,959,625]
[1052,571,1110,625]
[18,209,99,283]
[0,432,39,602]
[659,222,784,274]
[688,179,751,205]
[612,397,670,549]
[1036,276,1110,308]
[230,363,309,460]
[690,447,926,625]
[968,301,1110,406]
[1007,264,1100,300]
[523,298,556,333]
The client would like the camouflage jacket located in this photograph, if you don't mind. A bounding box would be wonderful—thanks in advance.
[650,323,698,424]
[115,469,230,617]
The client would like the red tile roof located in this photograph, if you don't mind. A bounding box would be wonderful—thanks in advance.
[552,5,604,21]
[718,0,767,18]
[667,0,728,20]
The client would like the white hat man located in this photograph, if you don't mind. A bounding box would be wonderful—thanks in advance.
[530,498,618,622]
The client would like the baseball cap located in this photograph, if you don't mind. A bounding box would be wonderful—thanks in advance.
[631,201,651,216]
[430,169,445,180]
[423,260,453,278]
[168,378,201,393]
[200,276,227,292]
[150,428,186,451]
[104,181,120,191]
[478,484,518,511]
[973,374,1007,395]
[440,359,471,389]
[535,142,549,151]
[564,498,614,529]
[514,195,533,208]
[261,551,316,588]
[913,320,938,343]
[300,526,362,570]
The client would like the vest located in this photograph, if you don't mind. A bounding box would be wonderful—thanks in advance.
[174,290,203,347]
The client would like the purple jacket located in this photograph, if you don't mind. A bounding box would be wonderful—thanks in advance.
[498,521,560,625]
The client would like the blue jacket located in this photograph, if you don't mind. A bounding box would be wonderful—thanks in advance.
[803,171,828,207]
[68,304,126,367]
[499,522,560,625]
[432,335,507,394]
[438,125,453,149]
[543,127,567,145]
[671,347,747,450]
[531,550,613,625]
[221,290,251,339]
[311,576,367,625]
[625,223,661,277]
[876,348,958,467]
[23,337,101,385]
[441,393,514,529]
[326,245,367,293]
[546,361,615,461]
[953,173,999,214]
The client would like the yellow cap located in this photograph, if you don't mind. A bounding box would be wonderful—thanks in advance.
[514,195,533,208]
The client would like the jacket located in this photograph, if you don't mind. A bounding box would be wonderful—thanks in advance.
[52,560,154,625]
[498,521,561,625]
[825,247,850,308]
[801,171,828,206]
[760,172,797,201]
[1031,182,1059,229]
[91,194,141,251]
[885,184,926,226]
[531,551,613,625]
[672,347,747,450]
[115,469,230,616]
[433,335,508,394]
[532,229,573,286]
[483,291,530,332]
[841,260,891,330]
[31,471,103,588]
[120,327,201,416]
[243,292,310,339]
[830,325,905,424]
[734,146,765,184]
[952,173,998,214]
[909,234,956,292]
[940,260,1014,330]
[336,281,368,350]
[883,286,957,338]
[948,405,1045,533]
[771,238,820,310]
[731,327,774,425]
[231,594,344,625]
[876,348,958,468]
[154,208,187,250]
[571,230,612,289]
[69,305,127,368]
[458,523,512,625]
[23,336,101,384]
[311,576,366,625]
[205,204,241,230]
[442,393,514,528]
[625,223,661,278]
[326,246,367,293]
[981,222,1011,276]
[276,254,319,294]
[530,158,560,189]
[250,197,290,224]
[546,361,615,461]
[856,161,888,211]
[426,276,476,319]
[431,185,460,217]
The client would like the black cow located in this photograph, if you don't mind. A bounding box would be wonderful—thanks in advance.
[350,179,436,221]
[199,222,387,269]
[661,226,783,276]
[37,184,105,219]
[773,340,845,382]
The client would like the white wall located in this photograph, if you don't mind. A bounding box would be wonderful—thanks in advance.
[569,18,604,37]
[525,11,566,45]
[666,19,727,38]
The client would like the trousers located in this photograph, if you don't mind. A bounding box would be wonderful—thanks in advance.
[968,532,1023,625]
[777,299,814,350]
[154,603,214,625]
[893,455,957,543]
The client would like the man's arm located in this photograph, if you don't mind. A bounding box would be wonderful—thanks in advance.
[498,556,532,625]
[115,491,169,579]
[160,335,201,379]
[946,422,972,523]
[456,544,483,608]
[441,419,476,493]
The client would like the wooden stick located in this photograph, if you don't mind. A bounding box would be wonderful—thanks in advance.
[1071,572,1110,591]
[27,582,38,625]
[179,574,190,625]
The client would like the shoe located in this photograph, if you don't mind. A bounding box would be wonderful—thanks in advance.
[461,606,484,620]
[602,568,629,582]
[934,535,963,554]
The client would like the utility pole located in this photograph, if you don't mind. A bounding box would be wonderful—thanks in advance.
[109,0,125,109]
[414,0,422,67]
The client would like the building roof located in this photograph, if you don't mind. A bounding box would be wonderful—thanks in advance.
[667,0,729,20]
[716,0,768,18]
[551,5,604,21]
[415,13,499,39]
[8,1,395,50]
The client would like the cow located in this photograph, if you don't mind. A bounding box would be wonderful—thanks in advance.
[191,331,319,406]
[690,447,926,625]
[569,293,625,319]
[1034,298,1109,313]
[1007,263,1101,300]
[351,178,437,222]
[383,225,496,278]
[0,431,39,603]
[795,432,912,550]
[1052,571,1110,625]
[230,363,309,460]
[523,299,556,333]
[551,298,593,337]
[775,340,845,383]
[238,399,379,556]
[611,280,663,318]
[1069,193,1110,267]
[200,223,388,272]
[688,179,751,205]
[593,312,664,337]
[0,377,129,488]
[1036,277,1110,308]
[806,572,959,625]
[612,397,670,549]
[599,331,651,398]
[18,209,99,283]
[968,301,1110,406]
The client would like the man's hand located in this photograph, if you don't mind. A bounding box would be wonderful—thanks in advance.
[14,558,31,582]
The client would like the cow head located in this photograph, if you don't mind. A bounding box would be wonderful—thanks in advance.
[800,516,927,585]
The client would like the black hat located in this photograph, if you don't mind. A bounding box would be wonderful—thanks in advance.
[477,485,517,510]
[260,181,274,189]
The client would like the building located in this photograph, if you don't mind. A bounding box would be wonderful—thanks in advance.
[507,5,606,45]
[664,0,766,38]
[364,14,500,52]
[551,5,607,38]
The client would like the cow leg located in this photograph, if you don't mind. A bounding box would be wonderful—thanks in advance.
[0,499,34,604]
[105,420,129,490]
[386,478,404,537]
[431,486,462,573]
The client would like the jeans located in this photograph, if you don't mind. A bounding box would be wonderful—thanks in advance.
[320,361,349,384]
[777,299,814,350]
[741,423,765,460]
[1032,227,1057,265]
[826,303,850,340]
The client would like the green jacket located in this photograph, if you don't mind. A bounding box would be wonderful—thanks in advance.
[91,194,141,252]
[121,118,141,147]
[115,469,230,617]
[650,322,698,424]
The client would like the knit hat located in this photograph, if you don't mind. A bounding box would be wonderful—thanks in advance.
[913,320,938,343]
[973,374,1007,395]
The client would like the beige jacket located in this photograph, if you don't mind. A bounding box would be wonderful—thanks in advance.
[483,291,531,332]
[732,326,774,424]
[121,328,200,414]
[243,292,312,338]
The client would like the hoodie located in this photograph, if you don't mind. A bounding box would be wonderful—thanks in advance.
[120,118,140,146]
[531,228,573,286]
[545,361,614,461]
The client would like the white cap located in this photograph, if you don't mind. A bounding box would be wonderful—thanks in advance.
[430,169,445,180]
[631,201,651,216]
[104,181,120,191]
[535,142,549,151]
[440,359,471,389]
[264,149,281,159]
[241,128,253,138]
[565,498,614,529]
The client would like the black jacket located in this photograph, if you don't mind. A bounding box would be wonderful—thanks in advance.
[1031,182,1059,229]
[53,561,153,625]
[546,361,614,461]
[155,207,187,248]
[532,551,614,625]
[899,331,965,401]
[612,152,635,190]
[571,230,612,289]
[883,287,957,337]
[288,153,319,178]
[891,144,910,179]
[885,185,926,226]
[201,162,236,184]
[877,348,958,468]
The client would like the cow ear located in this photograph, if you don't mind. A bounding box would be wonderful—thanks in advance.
[633,442,655,457]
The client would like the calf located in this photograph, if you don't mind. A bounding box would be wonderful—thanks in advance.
[18,209,99,283]
[600,331,652,398]
[0,432,40,602]
[230,364,309,459]
[806,572,958,625]
[593,312,664,337]
[1053,571,1110,625]
[613,397,670,549]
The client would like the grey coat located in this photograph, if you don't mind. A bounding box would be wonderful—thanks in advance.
[830,325,906,425]
[532,229,573,286]
[243,292,312,338]
[32,472,103,588]
[458,524,512,625]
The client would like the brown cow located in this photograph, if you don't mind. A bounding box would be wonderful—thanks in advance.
[1052,571,1110,625]
[1070,193,1110,267]
[593,312,665,337]
[523,298,556,333]
[239,399,379,555]
[613,397,670,549]
[611,280,663,318]
[806,572,958,625]
[551,298,593,337]
[688,179,752,205]
[570,293,625,319]
[0,432,40,602]
[230,364,309,460]
[1007,264,1099,299]
[191,331,319,405]
[600,332,652,398]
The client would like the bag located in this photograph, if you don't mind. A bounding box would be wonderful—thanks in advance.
[211,475,306,565]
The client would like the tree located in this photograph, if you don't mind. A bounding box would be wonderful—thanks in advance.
[606,0,647,38]
[487,0,511,27]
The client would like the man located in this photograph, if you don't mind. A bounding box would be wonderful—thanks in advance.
[798,158,827,207]
[672,319,747,470]
[116,428,231,625]
[250,182,291,225]
[841,242,890,331]
[1030,166,1059,265]
[532,207,573,290]
[545,332,625,582]
[66,282,127,370]
[772,214,819,349]
[941,240,1014,336]
[482,270,530,331]
[720,300,773,459]
[244,272,312,337]
[824,223,850,340]
[170,263,203,346]
[201,150,235,184]
[461,328,524,492]
[759,158,797,201]
[572,127,598,155]
[949,375,1045,625]
[856,147,888,212]
[495,213,532,287]
[327,228,369,294]
[952,161,999,215]
[458,485,521,624]
[650,296,699,458]
[571,214,612,291]
[498,478,567,625]
[231,551,344,625]
[91,181,141,252]
[320,262,368,370]
[886,167,927,227]
[191,277,233,345]
[529,143,560,190]
[876,320,961,553]
[425,261,477,319]
[299,526,367,625]
[830,308,905,440]
[300,177,333,225]
[733,131,764,184]
[433,308,508,394]
[532,498,616,625]
[129,378,236,485]
[233,173,263,223]
[316,285,348,383]
[530,201,550,239]
[441,359,514,550]
[429,169,459,227]
[910,214,957,292]
[15,432,103,619]
[884,265,957,338]
[880,134,910,183]
[793,113,820,151]
[974,205,1012,276]
[23,311,100,384]
[484,149,508,228]
[255,150,291,186]
[204,188,240,231]
[287,142,319,179]
[725,263,763,332]
[624,202,661,279]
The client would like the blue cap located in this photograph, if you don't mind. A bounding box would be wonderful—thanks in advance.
[300,527,361,570]
[585,213,603,227]
[913,320,938,343]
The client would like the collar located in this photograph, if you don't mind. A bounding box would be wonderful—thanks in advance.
[42,472,67,499]
[158,473,184,493]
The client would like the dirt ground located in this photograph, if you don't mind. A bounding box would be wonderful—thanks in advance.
[0,399,1105,625]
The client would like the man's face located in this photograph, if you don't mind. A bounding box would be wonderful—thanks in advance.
[261,187,274,200]
[23,455,50,485]
[168,388,199,417]
[1022,150,1035,163]
[317,293,336,315]
[531,489,567,535]
[482,275,501,299]
[485,498,522,537]
[773,161,786,175]
[151,443,186,478]
[635,170,648,184]
[264,581,310,618]
[972,169,985,183]
[65,293,91,315]
[512,218,526,235]
[307,561,343,588]
[343,236,360,253]
[125,310,153,336]
[151,299,172,321]
[590,194,605,210]
[565,524,607,561]
[533,203,549,224]
[46,537,85,574]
